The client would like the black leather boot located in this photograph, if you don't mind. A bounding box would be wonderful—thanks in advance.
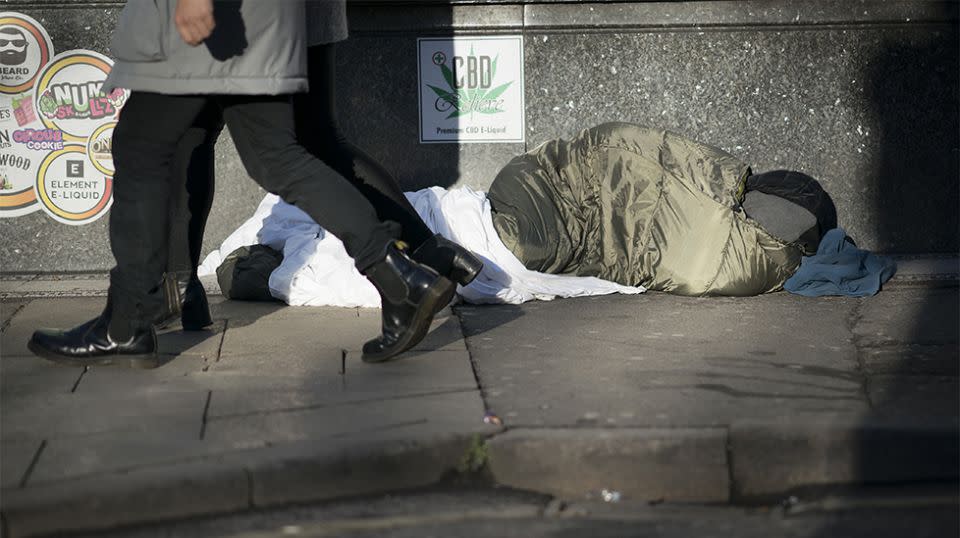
[29,311,159,369]
[361,241,456,363]
[411,234,484,286]
[181,274,213,331]
[154,272,185,329]
[154,271,212,331]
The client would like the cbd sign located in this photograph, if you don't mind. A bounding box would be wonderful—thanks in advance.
[451,55,493,90]
[418,37,525,144]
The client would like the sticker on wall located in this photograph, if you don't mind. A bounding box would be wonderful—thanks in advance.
[0,12,53,96]
[0,125,56,216]
[33,49,126,143]
[0,11,54,217]
[418,36,524,144]
[4,49,126,224]
[86,121,115,176]
[34,144,112,225]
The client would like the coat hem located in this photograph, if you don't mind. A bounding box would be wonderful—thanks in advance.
[104,72,309,96]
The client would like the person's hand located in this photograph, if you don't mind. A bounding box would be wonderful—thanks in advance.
[175,0,215,46]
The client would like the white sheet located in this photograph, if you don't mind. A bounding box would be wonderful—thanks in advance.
[198,187,645,306]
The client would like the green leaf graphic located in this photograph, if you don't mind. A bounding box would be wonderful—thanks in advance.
[482,81,512,102]
[440,63,456,91]
[491,54,499,80]
[38,93,57,116]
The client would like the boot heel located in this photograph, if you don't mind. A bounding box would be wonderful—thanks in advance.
[181,277,213,331]
[362,276,454,363]
[449,251,484,286]
[181,305,213,331]
[360,241,457,363]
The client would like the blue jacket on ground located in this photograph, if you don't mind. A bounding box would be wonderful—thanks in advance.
[784,228,897,297]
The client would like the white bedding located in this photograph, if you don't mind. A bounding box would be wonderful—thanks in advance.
[199,186,645,307]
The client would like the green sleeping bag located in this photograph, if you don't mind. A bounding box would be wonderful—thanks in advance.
[487,122,802,296]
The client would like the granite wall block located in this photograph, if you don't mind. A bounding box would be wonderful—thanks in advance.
[0,1,955,274]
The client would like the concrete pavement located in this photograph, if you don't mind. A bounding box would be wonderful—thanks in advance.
[70,486,960,538]
[0,259,957,537]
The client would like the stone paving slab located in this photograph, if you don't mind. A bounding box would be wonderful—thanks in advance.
[207,350,477,418]
[488,428,730,503]
[203,390,495,445]
[0,279,30,295]
[1,297,104,357]
[0,284,956,537]
[729,416,960,499]
[217,305,463,357]
[0,276,109,298]
[1,299,29,331]
[218,305,376,357]
[2,460,250,538]
[860,345,959,376]
[156,320,225,357]
[853,288,959,346]
[0,440,40,489]
[207,297,286,324]
[458,293,865,427]
[891,256,960,281]
[210,335,344,376]
[1,433,487,538]
[70,355,213,396]
[231,435,483,508]
[1,355,83,402]
[1,389,208,442]
[27,435,243,486]
[59,324,476,419]
[867,374,960,418]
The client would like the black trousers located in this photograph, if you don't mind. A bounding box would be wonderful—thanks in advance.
[110,92,400,339]
[167,44,434,277]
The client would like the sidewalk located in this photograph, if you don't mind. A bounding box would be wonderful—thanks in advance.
[1,257,957,537]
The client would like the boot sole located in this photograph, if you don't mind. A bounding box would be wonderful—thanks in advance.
[362,277,456,363]
[27,340,161,370]
[182,296,213,331]
[181,315,214,332]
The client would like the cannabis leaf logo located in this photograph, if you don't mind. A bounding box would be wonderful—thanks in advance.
[38,90,57,118]
[428,51,513,119]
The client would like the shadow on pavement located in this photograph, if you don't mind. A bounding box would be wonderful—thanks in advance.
[814,4,959,536]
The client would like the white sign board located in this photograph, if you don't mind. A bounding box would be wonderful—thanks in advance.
[417,36,524,144]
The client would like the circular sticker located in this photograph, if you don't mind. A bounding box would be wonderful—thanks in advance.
[33,49,127,143]
[0,125,49,216]
[86,121,115,175]
[0,12,53,95]
[34,144,112,225]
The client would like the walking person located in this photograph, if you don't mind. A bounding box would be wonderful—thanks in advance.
[155,0,483,358]
[29,0,455,366]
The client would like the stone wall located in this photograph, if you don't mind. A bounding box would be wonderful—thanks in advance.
[1,0,957,273]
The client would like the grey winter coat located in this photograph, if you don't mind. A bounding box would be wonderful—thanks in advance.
[105,0,310,95]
